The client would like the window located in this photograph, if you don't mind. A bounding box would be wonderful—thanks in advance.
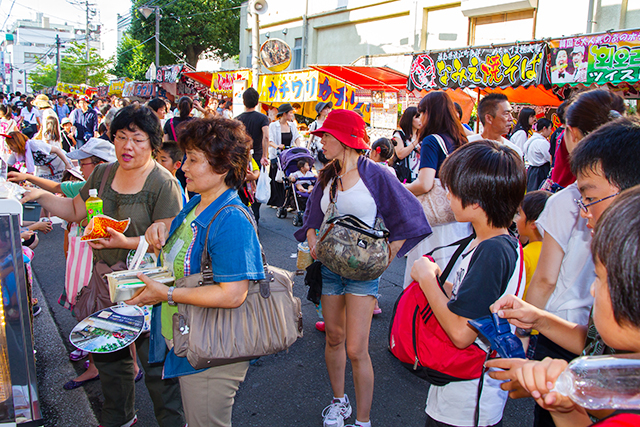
[469,10,535,46]
[246,46,252,69]
[293,37,302,70]
[422,4,468,51]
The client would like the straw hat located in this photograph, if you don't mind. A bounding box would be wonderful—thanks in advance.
[34,94,51,109]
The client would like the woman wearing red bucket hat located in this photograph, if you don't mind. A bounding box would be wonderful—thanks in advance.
[295,109,431,427]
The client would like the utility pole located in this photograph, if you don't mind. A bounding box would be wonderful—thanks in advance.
[155,7,160,71]
[56,34,61,85]
[85,0,90,85]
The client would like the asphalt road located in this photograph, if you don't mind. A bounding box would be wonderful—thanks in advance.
[31,205,534,427]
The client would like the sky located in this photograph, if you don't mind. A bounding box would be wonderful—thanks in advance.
[1,0,134,58]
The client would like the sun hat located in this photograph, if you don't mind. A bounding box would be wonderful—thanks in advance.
[65,166,85,181]
[61,118,71,125]
[276,103,294,117]
[310,109,369,150]
[34,94,51,109]
[66,137,117,163]
[314,101,333,116]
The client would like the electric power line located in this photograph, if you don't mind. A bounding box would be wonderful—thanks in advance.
[1,0,16,31]
[171,5,241,19]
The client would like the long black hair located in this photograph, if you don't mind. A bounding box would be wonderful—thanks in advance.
[398,106,418,141]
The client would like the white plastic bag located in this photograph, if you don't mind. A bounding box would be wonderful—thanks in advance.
[255,166,271,203]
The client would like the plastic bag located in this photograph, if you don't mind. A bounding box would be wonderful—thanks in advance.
[255,166,271,203]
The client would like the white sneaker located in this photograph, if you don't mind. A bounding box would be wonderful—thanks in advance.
[322,394,352,427]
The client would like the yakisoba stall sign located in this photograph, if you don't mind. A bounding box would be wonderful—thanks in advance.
[407,43,547,91]
[549,30,640,86]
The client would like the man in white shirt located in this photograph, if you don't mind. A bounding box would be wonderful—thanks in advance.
[523,117,553,191]
[467,93,523,158]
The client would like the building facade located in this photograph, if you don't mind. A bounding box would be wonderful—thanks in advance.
[0,13,101,94]
[239,0,640,74]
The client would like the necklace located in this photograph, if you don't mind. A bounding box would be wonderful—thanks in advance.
[338,164,357,179]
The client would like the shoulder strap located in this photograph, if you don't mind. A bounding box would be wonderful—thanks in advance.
[170,118,177,141]
[432,134,449,156]
[98,163,115,197]
[425,233,475,292]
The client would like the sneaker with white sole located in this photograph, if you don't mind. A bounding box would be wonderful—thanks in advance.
[99,414,137,427]
[322,394,352,427]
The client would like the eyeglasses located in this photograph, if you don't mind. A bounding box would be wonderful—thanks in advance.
[574,193,619,213]
[80,160,98,167]
[114,134,149,145]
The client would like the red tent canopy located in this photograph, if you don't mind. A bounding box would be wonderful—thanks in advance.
[182,71,213,88]
[309,65,408,92]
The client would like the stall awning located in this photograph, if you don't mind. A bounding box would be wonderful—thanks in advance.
[310,65,408,92]
[183,71,213,88]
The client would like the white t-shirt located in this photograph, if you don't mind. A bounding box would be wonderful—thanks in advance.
[467,133,523,158]
[523,133,551,167]
[426,235,525,426]
[536,183,595,325]
[20,107,41,124]
[509,129,528,151]
[320,178,377,227]
[291,170,315,180]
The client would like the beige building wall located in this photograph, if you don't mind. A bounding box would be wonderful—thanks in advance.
[239,0,640,74]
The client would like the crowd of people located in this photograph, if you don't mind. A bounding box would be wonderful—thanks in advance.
[1,85,639,427]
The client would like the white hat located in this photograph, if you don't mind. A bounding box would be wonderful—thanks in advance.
[67,137,117,163]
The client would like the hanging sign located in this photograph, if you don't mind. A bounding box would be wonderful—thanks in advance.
[156,65,183,83]
[211,70,251,93]
[407,43,547,91]
[259,70,319,103]
[108,78,131,96]
[133,83,154,98]
[56,82,96,96]
[260,39,292,72]
[550,30,640,86]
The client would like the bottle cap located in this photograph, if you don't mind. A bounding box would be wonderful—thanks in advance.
[89,189,98,197]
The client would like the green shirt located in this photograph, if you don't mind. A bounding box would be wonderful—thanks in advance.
[60,181,86,198]
[160,206,198,340]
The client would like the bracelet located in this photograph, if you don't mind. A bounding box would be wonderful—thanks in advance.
[167,286,177,306]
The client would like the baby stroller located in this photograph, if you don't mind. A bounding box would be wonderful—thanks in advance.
[275,147,317,226]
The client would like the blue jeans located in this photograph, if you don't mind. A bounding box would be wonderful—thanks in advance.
[320,265,380,298]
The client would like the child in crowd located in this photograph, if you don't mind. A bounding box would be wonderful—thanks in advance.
[515,190,552,299]
[42,115,62,149]
[291,159,315,193]
[157,141,187,205]
[491,185,640,427]
[369,137,397,177]
[411,140,527,427]
[523,118,553,192]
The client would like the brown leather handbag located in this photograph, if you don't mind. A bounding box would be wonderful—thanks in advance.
[172,205,303,369]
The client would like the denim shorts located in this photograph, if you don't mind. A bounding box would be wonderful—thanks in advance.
[320,265,380,298]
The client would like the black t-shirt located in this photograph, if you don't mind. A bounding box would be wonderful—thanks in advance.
[448,234,518,320]
[236,111,269,160]
[163,116,194,140]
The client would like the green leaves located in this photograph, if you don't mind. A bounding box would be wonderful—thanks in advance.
[113,0,242,73]
[29,41,112,90]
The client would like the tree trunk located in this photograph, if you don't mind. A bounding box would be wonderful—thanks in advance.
[185,45,204,68]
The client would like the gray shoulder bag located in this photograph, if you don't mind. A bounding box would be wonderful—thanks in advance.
[172,204,303,369]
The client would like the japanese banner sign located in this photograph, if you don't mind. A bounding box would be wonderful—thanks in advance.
[108,78,131,96]
[258,70,370,119]
[407,43,547,91]
[56,82,96,96]
[211,70,251,93]
[156,65,183,83]
[133,83,154,98]
[550,30,640,86]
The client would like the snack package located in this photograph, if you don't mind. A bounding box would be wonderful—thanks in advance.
[81,215,131,241]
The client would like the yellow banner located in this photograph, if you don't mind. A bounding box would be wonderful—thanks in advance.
[259,70,319,103]
[56,82,95,96]
[318,74,370,123]
[108,78,132,96]
[211,70,251,93]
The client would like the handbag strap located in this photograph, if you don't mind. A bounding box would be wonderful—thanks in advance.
[170,117,178,141]
[98,163,114,197]
[425,233,475,294]
[432,134,449,157]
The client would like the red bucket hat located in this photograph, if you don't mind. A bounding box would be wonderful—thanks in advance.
[310,109,369,150]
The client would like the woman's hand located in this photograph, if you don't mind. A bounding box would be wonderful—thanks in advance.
[491,294,544,330]
[514,358,579,414]
[87,227,136,250]
[20,188,46,203]
[124,273,168,306]
[20,230,34,241]
[486,358,530,399]
[307,231,318,260]
[7,171,28,183]
[31,220,53,234]
[145,222,169,251]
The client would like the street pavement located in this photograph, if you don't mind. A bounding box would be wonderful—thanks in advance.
[31,205,534,426]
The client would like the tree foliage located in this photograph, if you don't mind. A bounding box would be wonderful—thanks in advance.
[113,0,242,74]
[29,41,111,91]
[112,34,154,81]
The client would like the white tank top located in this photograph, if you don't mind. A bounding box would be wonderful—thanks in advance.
[320,178,377,227]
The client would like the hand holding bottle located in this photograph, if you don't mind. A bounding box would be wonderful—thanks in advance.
[514,357,577,413]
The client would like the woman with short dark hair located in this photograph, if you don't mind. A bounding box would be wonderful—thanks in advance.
[128,117,265,427]
[21,104,185,427]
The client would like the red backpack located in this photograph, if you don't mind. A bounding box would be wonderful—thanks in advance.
[389,234,523,386]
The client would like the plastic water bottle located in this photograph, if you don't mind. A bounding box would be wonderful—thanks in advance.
[552,354,640,410]
[86,189,103,222]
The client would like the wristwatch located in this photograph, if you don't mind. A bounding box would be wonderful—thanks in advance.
[167,286,177,306]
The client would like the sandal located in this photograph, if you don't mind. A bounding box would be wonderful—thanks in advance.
[63,374,99,390]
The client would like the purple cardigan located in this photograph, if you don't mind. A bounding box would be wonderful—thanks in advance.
[294,156,432,258]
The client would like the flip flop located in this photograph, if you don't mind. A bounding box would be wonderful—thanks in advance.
[63,374,99,390]
[69,349,89,362]
[135,370,143,383]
